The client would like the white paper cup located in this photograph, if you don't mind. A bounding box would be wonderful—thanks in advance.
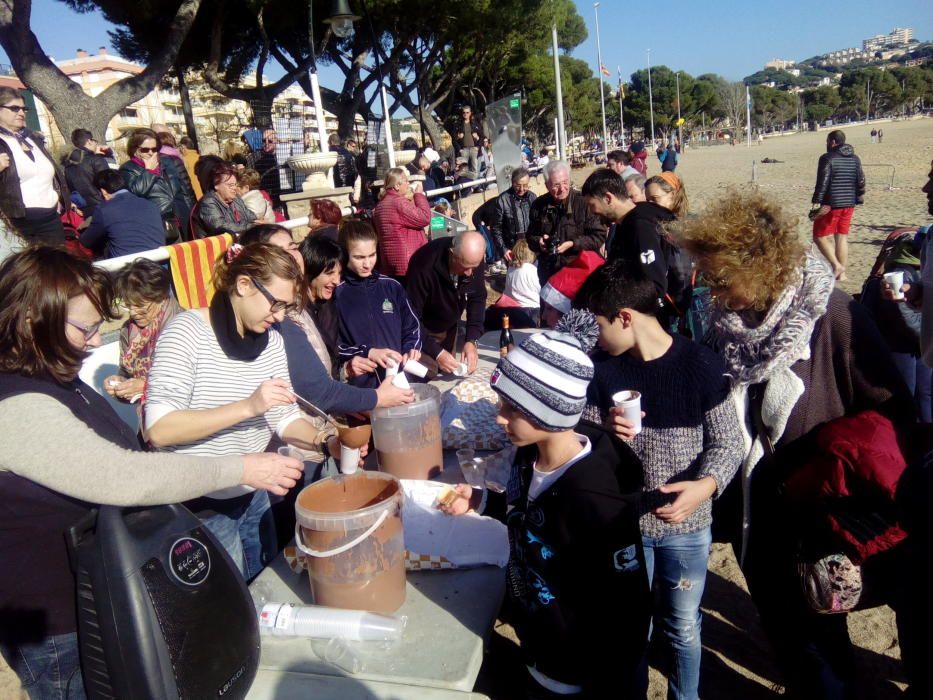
[339,444,361,475]
[403,359,428,378]
[883,271,905,300]
[612,390,642,434]
[385,358,399,377]
[453,362,468,377]
[391,372,411,389]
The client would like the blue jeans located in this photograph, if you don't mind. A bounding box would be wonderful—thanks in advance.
[239,490,275,580]
[642,527,712,700]
[1,632,86,699]
[892,352,932,423]
[202,490,274,580]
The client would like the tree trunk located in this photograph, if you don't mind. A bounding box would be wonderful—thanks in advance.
[0,0,203,154]
[176,70,199,150]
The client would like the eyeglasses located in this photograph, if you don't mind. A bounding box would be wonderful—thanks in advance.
[250,277,297,315]
[67,318,104,341]
[137,147,159,154]
[1,105,28,114]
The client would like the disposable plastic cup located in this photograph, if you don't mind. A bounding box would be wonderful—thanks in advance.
[612,390,642,435]
[456,449,474,471]
[339,445,361,474]
[884,271,905,300]
[403,360,428,378]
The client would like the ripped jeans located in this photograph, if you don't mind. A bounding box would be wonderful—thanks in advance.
[642,527,712,700]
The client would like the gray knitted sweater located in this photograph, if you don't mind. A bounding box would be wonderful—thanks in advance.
[583,334,743,537]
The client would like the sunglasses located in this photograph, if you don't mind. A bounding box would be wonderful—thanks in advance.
[137,147,159,154]
[67,318,104,341]
[251,277,297,315]
[1,105,28,114]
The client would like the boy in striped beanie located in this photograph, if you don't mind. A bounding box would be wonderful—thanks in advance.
[476,310,650,696]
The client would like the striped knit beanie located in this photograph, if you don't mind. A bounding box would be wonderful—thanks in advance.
[490,309,599,431]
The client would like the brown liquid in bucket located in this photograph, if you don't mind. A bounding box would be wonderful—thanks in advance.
[296,474,405,613]
[376,415,444,480]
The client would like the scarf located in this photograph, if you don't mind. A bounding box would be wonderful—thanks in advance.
[0,126,34,161]
[209,290,269,361]
[710,252,835,387]
[131,156,161,175]
[708,251,835,562]
[120,296,182,379]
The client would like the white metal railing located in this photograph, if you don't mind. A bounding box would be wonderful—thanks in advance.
[92,165,541,274]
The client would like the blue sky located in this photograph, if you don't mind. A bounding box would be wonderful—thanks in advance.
[1,0,930,86]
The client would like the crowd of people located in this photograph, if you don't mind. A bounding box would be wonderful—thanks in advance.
[1,99,931,700]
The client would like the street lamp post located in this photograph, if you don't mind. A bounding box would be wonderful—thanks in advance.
[647,49,655,147]
[308,1,360,155]
[594,3,608,154]
[675,71,682,151]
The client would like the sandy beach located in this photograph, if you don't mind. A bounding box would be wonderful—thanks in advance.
[477,117,933,699]
[3,117,930,699]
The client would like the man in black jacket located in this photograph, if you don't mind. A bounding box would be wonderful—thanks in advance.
[811,130,866,281]
[492,167,537,260]
[406,231,487,375]
[63,129,110,218]
[582,168,687,327]
[527,160,607,285]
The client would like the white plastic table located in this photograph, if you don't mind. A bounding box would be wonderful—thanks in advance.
[247,331,525,698]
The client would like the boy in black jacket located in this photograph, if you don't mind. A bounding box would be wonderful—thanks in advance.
[442,311,650,697]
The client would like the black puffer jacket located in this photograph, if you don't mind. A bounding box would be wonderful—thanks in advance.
[63,147,110,217]
[811,144,866,209]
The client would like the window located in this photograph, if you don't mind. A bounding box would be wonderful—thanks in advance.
[120,107,138,123]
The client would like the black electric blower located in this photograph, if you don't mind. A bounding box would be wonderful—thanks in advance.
[68,504,260,699]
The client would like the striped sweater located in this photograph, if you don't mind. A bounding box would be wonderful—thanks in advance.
[145,309,301,498]
[583,334,744,537]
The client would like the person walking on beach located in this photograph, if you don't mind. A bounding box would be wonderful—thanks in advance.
[810,130,865,281]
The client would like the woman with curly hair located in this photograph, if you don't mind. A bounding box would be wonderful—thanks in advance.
[679,189,913,699]
[645,172,688,220]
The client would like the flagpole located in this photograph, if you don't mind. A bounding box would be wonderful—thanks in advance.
[647,49,655,148]
[552,25,567,161]
[618,67,625,149]
[594,2,608,154]
[745,84,752,148]
[675,71,682,153]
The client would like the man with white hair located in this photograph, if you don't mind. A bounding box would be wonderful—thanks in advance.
[527,160,607,284]
[406,230,488,374]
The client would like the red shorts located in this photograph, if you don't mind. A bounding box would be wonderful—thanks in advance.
[813,207,854,238]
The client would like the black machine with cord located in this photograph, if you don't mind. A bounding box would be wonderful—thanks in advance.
[68,504,260,699]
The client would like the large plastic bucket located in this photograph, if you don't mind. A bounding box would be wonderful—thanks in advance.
[371,384,444,480]
[294,472,406,613]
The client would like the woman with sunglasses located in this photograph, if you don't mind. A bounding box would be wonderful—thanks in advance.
[0,86,68,243]
[119,128,195,242]
[143,242,349,579]
[0,246,303,699]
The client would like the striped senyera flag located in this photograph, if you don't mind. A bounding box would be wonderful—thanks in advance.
[165,233,235,309]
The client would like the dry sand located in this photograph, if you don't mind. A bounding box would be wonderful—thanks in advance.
[2,118,930,699]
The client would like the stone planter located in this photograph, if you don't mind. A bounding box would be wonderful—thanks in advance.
[287,151,339,191]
